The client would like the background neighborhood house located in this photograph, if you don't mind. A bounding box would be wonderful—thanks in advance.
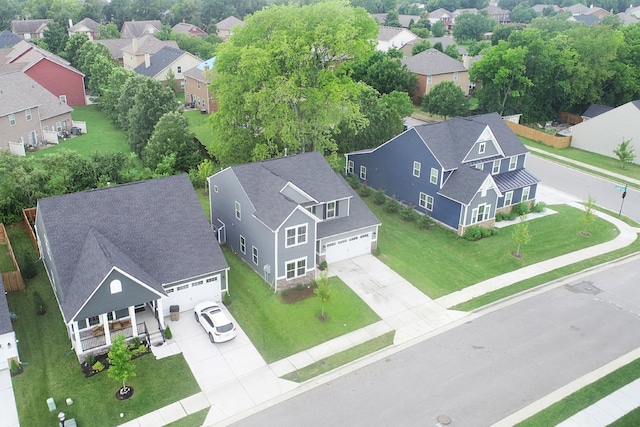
[122,35,179,71]
[120,20,162,38]
[35,174,229,359]
[184,57,217,113]
[402,48,469,102]
[215,16,245,40]
[172,21,207,37]
[10,19,53,40]
[0,72,73,153]
[0,276,20,370]
[133,45,201,91]
[560,100,640,164]
[67,18,100,40]
[208,152,380,291]
[376,26,417,52]
[346,113,540,235]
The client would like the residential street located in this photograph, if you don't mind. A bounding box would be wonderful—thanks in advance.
[230,255,640,427]
[526,155,640,222]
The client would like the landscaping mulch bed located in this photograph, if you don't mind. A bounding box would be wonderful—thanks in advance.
[279,284,317,304]
[81,343,150,378]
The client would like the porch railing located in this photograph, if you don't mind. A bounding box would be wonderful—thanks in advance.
[77,322,146,352]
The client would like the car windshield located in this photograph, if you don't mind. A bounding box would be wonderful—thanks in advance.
[216,323,234,333]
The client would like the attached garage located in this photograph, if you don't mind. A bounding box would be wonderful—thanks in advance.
[325,232,372,263]
[163,274,222,315]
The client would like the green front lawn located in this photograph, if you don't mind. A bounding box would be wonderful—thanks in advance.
[224,247,380,363]
[367,200,618,298]
[6,223,200,427]
[30,105,132,159]
[518,357,640,426]
[185,110,215,149]
[522,137,640,184]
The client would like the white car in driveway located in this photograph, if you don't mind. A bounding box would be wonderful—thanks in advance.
[194,301,237,343]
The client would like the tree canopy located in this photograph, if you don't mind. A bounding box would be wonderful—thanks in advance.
[210,0,379,166]
[421,81,469,119]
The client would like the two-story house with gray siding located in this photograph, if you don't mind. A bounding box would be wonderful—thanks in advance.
[208,152,380,291]
[346,113,540,235]
[35,174,229,360]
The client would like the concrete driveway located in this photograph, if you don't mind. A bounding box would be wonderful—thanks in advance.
[0,369,19,427]
[329,254,467,344]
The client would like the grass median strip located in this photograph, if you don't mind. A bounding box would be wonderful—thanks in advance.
[165,408,209,427]
[516,357,640,426]
[283,331,396,383]
[453,237,640,312]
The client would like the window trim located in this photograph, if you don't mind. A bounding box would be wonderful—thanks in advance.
[453,71,458,81]
[235,201,241,220]
[419,192,434,211]
[504,190,513,206]
[509,155,518,171]
[360,165,367,180]
[521,186,530,202]
[285,257,307,280]
[239,235,246,254]
[326,201,336,219]
[478,142,486,154]
[285,224,307,247]
[25,109,32,121]
[8,114,16,126]
[252,246,258,265]
[492,159,500,175]
[347,160,354,174]
[427,75,433,84]
[471,203,491,223]
[413,161,421,177]
[430,168,438,185]
[59,95,67,104]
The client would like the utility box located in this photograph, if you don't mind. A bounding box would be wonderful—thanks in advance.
[170,305,179,321]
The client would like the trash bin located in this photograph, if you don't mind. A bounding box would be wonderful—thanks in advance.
[170,305,179,321]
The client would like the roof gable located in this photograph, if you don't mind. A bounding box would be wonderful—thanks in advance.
[402,48,467,75]
[0,30,21,48]
[11,19,53,34]
[0,72,72,119]
[439,166,495,204]
[216,16,246,30]
[121,20,162,38]
[133,45,191,77]
[462,125,504,163]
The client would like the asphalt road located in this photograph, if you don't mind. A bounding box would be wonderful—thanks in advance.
[526,155,640,222]
[232,256,640,427]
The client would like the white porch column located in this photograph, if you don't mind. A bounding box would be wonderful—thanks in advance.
[102,313,111,346]
[128,306,138,337]
[156,299,165,329]
[72,321,82,353]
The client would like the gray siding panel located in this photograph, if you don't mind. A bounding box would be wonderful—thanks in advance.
[75,269,161,321]
[463,189,499,225]
[277,209,316,279]
[35,210,62,299]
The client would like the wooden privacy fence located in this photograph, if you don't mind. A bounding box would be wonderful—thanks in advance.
[22,208,39,256]
[0,223,25,291]
[504,121,572,149]
[558,111,583,125]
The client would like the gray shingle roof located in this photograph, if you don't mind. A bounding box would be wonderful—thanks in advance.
[414,112,528,170]
[0,275,13,335]
[37,174,228,323]
[69,18,100,33]
[172,22,207,36]
[378,26,417,43]
[230,152,379,232]
[134,45,186,77]
[11,19,53,35]
[120,20,162,38]
[121,35,178,55]
[402,48,467,75]
[493,168,540,193]
[94,38,130,59]
[438,165,489,204]
[582,103,614,118]
[184,57,215,82]
[0,72,73,119]
[0,30,21,48]
[216,16,245,30]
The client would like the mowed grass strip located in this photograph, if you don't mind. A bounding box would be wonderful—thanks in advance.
[517,357,640,427]
[285,331,395,383]
[184,110,215,149]
[7,223,200,427]
[365,199,618,299]
[223,247,380,363]
[30,105,132,158]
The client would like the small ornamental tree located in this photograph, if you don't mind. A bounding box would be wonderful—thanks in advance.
[512,215,531,257]
[108,335,136,397]
[582,194,597,235]
[613,139,635,169]
[314,271,333,320]
[422,81,469,119]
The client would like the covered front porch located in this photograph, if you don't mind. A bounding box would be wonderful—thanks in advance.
[70,300,167,359]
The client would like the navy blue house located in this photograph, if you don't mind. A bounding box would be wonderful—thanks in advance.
[346,113,540,235]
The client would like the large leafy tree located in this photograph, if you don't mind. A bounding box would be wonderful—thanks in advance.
[144,111,203,172]
[470,40,531,115]
[421,81,469,119]
[346,50,418,97]
[452,11,497,42]
[98,22,121,39]
[0,0,21,32]
[63,32,90,68]
[210,0,378,166]
[42,22,69,54]
[99,67,134,123]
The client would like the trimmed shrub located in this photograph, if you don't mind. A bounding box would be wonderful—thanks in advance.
[319,260,328,271]
[92,361,105,372]
[346,174,360,189]
[164,325,173,340]
[85,353,96,366]
[129,337,141,349]
[495,212,504,222]
[463,226,492,241]
[359,184,372,197]
[373,189,387,205]
[418,214,435,230]
[512,202,530,216]
[399,204,418,222]
[10,359,19,374]
[532,202,546,213]
[19,249,37,279]
[385,197,401,214]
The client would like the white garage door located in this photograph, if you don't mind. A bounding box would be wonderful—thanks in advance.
[325,233,371,263]
[163,275,221,315]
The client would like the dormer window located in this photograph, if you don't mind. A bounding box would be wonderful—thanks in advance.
[326,201,336,219]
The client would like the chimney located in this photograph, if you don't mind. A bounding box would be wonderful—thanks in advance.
[68,18,73,28]
[203,64,210,71]
[144,52,151,68]
[132,38,138,53]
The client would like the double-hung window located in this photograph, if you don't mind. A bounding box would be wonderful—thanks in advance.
[419,192,434,211]
[492,159,500,175]
[252,246,258,265]
[286,225,307,247]
[430,168,438,185]
[478,142,486,154]
[239,235,246,253]
[348,160,354,174]
[360,165,367,180]
[521,186,530,202]
[472,203,490,223]
[413,161,421,177]
[326,201,336,219]
[235,201,241,220]
[504,191,513,206]
[8,114,16,126]
[286,258,306,279]
[509,156,518,171]
[25,109,32,121]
